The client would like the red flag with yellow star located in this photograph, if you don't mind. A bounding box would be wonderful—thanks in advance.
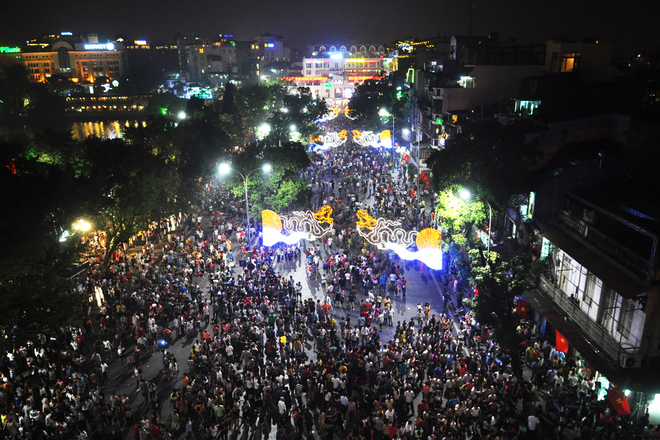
[556,330,568,353]
[607,388,631,415]
[516,299,530,318]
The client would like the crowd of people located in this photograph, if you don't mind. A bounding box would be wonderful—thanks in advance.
[0,136,654,440]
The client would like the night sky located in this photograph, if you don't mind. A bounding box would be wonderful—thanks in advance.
[1,0,658,55]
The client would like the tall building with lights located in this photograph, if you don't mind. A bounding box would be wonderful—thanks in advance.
[251,33,290,77]
[182,38,238,82]
[283,43,387,108]
[0,33,126,84]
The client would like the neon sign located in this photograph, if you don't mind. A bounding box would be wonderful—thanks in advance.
[84,43,115,50]
[355,210,443,270]
[0,46,21,53]
[262,206,334,246]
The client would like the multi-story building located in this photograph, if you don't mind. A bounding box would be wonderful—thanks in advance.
[182,38,238,83]
[410,37,622,157]
[0,33,126,84]
[251,33,290,78]
[498,113,660,414]
[123,39,179,77]
[525,178,660,390]
[283,43,387,108]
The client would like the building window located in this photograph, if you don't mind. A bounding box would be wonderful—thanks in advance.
[561,53,580,72]
[552,52,581,73]
[558,253,573,293]
[617,299,635,340]
[583,272,596,307]
[596,285,614,329]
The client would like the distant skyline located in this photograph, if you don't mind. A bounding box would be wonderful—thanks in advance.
[2,0,658,56]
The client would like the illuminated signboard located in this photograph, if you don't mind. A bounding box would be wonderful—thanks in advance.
[135,40,147,45]
[0,46,21,53]
[355,210,443,270]
[84,43,115,50]
[61,31,73,36]
[267,43,275,48]
[330,53,343,59]
[262,205,334,246]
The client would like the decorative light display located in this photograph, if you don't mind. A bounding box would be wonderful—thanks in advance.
[281,76,329,82]
[262,205,334,246]
[347,74,386,81]
[352,130,392,148]
[312,130,348,150]
[355,210,443,270]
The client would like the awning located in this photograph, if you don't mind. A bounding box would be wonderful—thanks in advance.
[539,226,648,299]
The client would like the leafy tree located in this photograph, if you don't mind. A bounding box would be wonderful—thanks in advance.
[0,141,86,349]
[427,119,541,206]
[435,185,486,248]
[221,141,312,217]
[219,83,244,143]
[347,77,404,131]
[147,91,186,117]
[235,82,287,145]
[463,248,534,374]
[79,137,179,268]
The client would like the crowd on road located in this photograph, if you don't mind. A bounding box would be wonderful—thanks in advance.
[0,134,654,440]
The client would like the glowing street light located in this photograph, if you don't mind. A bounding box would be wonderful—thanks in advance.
[460,189,492,256]
[256,123,271,142]
[73,219,92,232]
[218,162,272,252]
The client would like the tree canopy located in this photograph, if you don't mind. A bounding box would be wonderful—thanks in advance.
[463,248,534,373]
[427,119,542,208]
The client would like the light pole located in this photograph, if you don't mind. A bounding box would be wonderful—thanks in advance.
[416,136,421,197]
[219,162,272,253]
[379,108,395,167]
[460,189,492,256]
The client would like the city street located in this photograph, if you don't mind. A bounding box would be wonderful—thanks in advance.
[96,134,466,439]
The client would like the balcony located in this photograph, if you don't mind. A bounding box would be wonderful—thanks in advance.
[558,211,651,282]
[538,275,639,362]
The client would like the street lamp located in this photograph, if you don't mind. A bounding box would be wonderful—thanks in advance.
[379,108,396,170]
[73,219,92,232]
[218,162,272,253]
[378,108,395,148]
[460,189,492,256]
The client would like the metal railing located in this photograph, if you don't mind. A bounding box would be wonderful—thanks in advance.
[558,211,650,282]
[538,275,640,362]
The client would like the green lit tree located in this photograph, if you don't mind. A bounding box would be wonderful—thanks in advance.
[220,141,312,217]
